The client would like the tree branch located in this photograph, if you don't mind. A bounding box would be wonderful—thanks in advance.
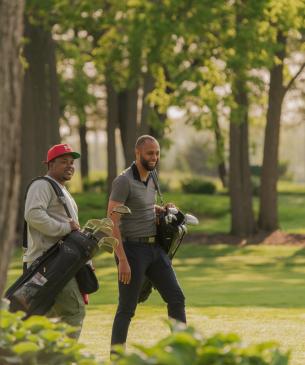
[284,61,305,95]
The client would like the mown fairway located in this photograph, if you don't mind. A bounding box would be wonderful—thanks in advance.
[7,243,305,364]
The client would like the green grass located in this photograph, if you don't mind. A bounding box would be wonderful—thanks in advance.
[7,183,305,363]
[73,190,305,234]
[6,244,305,364]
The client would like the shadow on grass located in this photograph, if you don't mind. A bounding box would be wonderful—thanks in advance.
[7,244,305,310]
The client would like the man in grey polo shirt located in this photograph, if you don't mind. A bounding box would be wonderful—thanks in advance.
[108,135,186,349]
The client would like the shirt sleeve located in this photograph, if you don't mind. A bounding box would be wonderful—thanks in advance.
[24,180,71,237]
[109,175,130,203]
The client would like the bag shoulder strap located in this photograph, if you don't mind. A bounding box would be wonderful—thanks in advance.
[23,176,72,248]
[150,169,164,206]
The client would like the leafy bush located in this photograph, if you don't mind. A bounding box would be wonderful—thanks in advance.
[250,165,262,177]
[0,309,101,365]
[250,161,288,179]
[181,178,216,194]
[0,311,289,365]
[83,177,106,192]
[159,179,171,193]
[111,321,289,365]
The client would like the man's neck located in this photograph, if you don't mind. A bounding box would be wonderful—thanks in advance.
[135,161,149,181]
[47,173,65,187]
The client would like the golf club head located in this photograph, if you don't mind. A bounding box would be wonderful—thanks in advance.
[111,205,131,215]
[82,218,114,237]
[185,214,199,225]
[97,236,119,253]
[167,207,178,215]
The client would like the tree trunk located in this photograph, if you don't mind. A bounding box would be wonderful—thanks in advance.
[258,32,286,231]
[18,19,61,235]
[79,122,89,182]
[212,109,227,188]
[139,72,155,135]
[0,0,24,298]
[106,82,118,198]
[229,79,255,236]
[118,87,138,167]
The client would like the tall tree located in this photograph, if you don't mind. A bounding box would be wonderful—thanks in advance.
[106,80,118,196]
[18,17,61,234]
[21,18,61,182]
[259,0,305,231]
[229,78,255,235]
[0,0,24,297]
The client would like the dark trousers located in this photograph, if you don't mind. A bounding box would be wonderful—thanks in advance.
[111,241,186,346]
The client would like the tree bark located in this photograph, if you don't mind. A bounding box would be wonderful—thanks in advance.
[229,79,255,236]
[258,32,286,231]
[139,72,155,135]
[106,82,118,197]
[118,87,138,167]
[0,0,24,298]
[18,19,61,234]
[212,109,227,188]
[79,122,89,182]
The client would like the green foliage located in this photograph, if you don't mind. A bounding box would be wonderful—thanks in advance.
[82,177,106,192]
[251,165,262,177]
[111,321,289,365]
[250,162,289,179]
[158,179,171,193]
[174,137,218,177]
[0,310,101,365]
[0,309,289,365]
[181,178,216,195]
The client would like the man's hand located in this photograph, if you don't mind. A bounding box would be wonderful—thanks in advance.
[118,258,131,284]
[69,219,80,231]
[155,203,177,215]
[155,204,164,215]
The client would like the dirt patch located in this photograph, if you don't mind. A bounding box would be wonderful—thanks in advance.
[185,230,305,246]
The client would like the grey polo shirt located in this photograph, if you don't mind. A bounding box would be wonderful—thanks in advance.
[110,163,157,239]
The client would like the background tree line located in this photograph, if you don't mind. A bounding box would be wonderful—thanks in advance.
[0,0,304,297]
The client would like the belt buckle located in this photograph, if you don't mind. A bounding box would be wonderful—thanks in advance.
[148,236,155,243]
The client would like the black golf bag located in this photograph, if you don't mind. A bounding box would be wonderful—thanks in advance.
[5,229,107,318]
[156,208,187,257]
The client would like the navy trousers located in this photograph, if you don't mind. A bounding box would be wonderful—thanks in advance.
[111,240,186,346]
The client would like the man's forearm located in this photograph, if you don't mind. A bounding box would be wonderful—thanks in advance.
[113,225,128,261]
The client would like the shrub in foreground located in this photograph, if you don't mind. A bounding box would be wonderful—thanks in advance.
[111,321,289,365]
[0,309,100,365]
[0,310,289,365]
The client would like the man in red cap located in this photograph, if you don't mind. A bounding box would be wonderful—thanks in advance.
[23,143,85,339]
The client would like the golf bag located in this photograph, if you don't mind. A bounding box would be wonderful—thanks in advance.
[5,177,116,318]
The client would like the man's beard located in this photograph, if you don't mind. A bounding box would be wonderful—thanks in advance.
[140,156,158,171]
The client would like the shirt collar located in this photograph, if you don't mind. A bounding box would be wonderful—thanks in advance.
[131,162,151,185]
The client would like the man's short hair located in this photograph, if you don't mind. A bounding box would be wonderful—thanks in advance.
[135,135,158,149]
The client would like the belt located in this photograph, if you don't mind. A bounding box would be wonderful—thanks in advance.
[124,236,156,244]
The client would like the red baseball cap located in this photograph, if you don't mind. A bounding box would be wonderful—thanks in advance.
[45,143,80,163]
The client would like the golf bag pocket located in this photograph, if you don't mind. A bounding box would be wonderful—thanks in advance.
[75,264,99,294]
[9,280,46,313]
